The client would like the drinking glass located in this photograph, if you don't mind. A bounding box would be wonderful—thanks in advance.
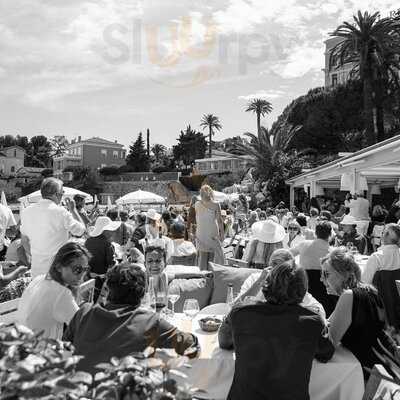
[346,242,353,252]
[168,287,180,317]
[155,275,168,314]
[183,299,200,319]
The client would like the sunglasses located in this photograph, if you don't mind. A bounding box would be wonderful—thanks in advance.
[70,264,89,275]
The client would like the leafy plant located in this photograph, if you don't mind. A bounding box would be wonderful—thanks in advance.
[0,324,196,400]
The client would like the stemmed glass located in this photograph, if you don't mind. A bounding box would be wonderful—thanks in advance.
[168,287,180,318]
[183,299,200,319]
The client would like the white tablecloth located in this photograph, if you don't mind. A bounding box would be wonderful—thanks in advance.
[172,314,364,400]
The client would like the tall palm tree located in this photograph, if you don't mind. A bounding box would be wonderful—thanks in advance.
[151,143,166,163]
[245,99,273,137]
[330,11,400,145]
[200,114,222,158]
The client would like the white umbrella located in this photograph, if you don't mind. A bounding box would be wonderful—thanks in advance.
[115,189,165,205]
[18,187,93,204]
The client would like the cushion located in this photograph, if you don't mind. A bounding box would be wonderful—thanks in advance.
[209,262,262,304]
[169,276,213,313]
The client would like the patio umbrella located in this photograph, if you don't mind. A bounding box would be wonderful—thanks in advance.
[212,191,229,203]
[18,187,93,204]
[115,189,165,205]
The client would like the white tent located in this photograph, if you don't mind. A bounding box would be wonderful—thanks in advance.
[115,189,165,205]
[18,187,93,204]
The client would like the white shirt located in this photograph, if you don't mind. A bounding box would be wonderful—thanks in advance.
[17,275,79,339]
[171,239,197,257]
[20,199,85,277]
[238,272,326,321]
[0,204,16,251]
[348,197,370,221]
[362,244,400,284]
[282,233,305,249]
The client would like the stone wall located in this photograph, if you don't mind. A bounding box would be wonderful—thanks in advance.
[100,180,191,204]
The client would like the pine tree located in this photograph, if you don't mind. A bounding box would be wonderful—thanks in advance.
[126,132,150,172]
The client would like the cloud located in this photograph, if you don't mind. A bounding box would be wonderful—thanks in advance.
[238,89,286,101]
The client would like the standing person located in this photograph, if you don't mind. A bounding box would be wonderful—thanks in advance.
[282,221,305,249]
[236,194,249,229]
[348,191,370,236]
[74,194,97,228]
[335,215,367,254]
[195,185,225,270]
[132,212,147,253]
[85,216,121,302]
[186,196,198,242]
[107,210,133,246]
[20,178,86,278]
[17,242,90,339]
[0,203,17,260]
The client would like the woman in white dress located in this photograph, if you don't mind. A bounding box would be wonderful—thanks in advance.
[17,242,90,339]
[195,185,225,270]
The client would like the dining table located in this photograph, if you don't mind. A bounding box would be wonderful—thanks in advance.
[170,312,365,400]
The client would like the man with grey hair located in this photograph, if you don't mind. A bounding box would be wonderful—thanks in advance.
[20,177,86,277]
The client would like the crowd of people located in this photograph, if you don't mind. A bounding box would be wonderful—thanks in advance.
[1,177,400,398]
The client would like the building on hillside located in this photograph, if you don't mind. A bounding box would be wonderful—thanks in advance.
[323,37,355,88]
[194,150,252,175]
[53,136,126,174]
[0,146,25,176]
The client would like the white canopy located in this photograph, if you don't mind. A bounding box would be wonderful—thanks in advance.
[213,191,229,203]
[18,187,93,204]
[115,189,165,205]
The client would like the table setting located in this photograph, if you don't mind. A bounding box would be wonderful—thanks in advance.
[162,304,365,400]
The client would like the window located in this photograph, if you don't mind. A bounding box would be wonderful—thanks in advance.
[120,151,125,159]
[113,150,118,158]
[331,73,338,87]
[77,146,82,156]
[101,149,107,157]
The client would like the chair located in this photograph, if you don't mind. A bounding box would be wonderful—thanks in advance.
[0,298,20,326]
[77,279,95,305]
[170,254,197,266]
[226,257,249,268]
[373,270,400,330]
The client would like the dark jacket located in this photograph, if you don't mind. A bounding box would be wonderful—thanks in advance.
[63,303,199,373]
[132,223,147,253]
[85,234,114,275]
[219,301,330,400]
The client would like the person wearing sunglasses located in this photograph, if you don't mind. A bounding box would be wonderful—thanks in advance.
[283,221,305,249]
[17,242,90,339]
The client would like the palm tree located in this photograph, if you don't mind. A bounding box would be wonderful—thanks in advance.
[200,114,222,158]
[330,11,400,145]
[245,99,273,137]
[151,143,166,163]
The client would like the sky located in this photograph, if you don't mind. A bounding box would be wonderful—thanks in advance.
[0,0,398,150]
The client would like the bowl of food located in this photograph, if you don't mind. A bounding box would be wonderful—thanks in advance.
[198,316,222,332]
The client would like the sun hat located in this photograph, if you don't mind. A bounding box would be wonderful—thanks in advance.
[146,209,161,221]
[252,220,286,244]
[340,215,357,226]
[90,216,121,237]
[267,215,279,223]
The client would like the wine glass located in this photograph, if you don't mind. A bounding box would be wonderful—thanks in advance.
[155,274,168,314]
[183,299,200,319]
[168,287,180,318]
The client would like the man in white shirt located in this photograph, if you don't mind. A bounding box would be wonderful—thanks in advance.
[20,178,86,277]
[0,203,17,259]
[362,223,400,284]
[348,192,370,235]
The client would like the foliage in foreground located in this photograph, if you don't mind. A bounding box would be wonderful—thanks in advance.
[0,324,197,400]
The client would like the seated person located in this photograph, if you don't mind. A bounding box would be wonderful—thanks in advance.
[219,260,331,400]
[108,209,134,246]
[17,242,89,339]
[63,263,199,372]
[242,219,285,268]
[321,248,385,379]
[5,227,30,266]
[282,221,305,249]
[320,210,339,236]
[362,223,400,284]
[169,222,197,264]
[131,212,147,253]
[237,249,325,320]
[335,215,367,254]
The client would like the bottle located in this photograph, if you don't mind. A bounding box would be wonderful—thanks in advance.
[146,276,156,310]
[159,225,163,239]
[226,283,234,307]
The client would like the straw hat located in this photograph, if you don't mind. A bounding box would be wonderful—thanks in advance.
[90,216,121,237]
[147,209,161,221]
[340,215,357,226]
[252,220,286,244]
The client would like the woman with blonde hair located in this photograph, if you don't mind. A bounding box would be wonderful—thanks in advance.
[321,247,385,379]
[195,185,225,270]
